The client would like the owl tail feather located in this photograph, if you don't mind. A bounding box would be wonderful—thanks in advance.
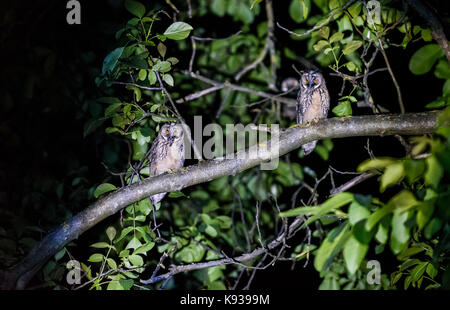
[302,141,317,156]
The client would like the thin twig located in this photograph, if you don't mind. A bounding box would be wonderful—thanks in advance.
[184,71,296,106]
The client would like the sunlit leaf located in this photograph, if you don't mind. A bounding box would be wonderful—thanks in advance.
[343,235,368,275]
[163,22,193,40]
[409,44,443,75]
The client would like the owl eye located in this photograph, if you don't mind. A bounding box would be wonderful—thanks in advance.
[164,130,169,135]
[173,130,178,135]
[304,79,309,83]
[313,79,319,84]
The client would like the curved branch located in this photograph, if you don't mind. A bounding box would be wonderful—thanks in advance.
[0,111,440,289]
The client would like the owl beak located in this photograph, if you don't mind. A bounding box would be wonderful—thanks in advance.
[308,80,314,88]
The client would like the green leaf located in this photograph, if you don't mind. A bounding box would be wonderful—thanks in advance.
[348,201,370,225]
[88,253,104,263]
[296,192,353,227]
[54,248,66,261]
[208,266,225,283]
[133,242,155,255]
[289,0,311,23]
[443,79,450,97]
[318,26,330,39]
[94,183,117,198]
[329,32,344,43]
[380,162,404,192]
[366,204,393,231]
[107,258,117,269]
[332,100,352,116]
[168,190,186,198]
[102,47,124,75]
[403,158,426,184]
[313,40,328,52]
[106,226,116,242]
[342,40,363,55]
[163,73,174,87]
[126,53,149,69]
[424,155,443,188]
[397,246,425,261]
[104,102,122,118]
[410,262,427,282]
[148,70,157,85]
[421,28,432,42]
[435,59,450,79]
[279,206,320,217]
[348,1,362,18]
[357,157,397,172]
[409,44,443,75]
[138,69,147,81]
[388,190,419,212]
[119,279,134,290]
[345,61,357,72]
[343,235,369,275]
[426,263,438,279]
[211,0,226,16]
[390,210,412,255]
[115,227,134,243]
[417,202,434,231]
[126,237,142,250]
[375,217,389,244]
[153,60,171,73]
[124,0,145,18]
[163,22,193,40]
[205,225,218,238]
[314,222,351,272]
[353,220,374,244]
[424,218,442,239]
[157,42,167,58]
[128,254,144,266]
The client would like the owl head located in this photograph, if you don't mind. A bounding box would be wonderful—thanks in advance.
[159,123,184,146]
[300,70,324,90]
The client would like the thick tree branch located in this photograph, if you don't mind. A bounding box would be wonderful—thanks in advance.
[0,111,440,289]
[403,0,450,62]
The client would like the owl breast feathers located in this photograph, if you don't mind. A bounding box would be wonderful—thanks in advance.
[148,123,185,205]
[296,70,330,156]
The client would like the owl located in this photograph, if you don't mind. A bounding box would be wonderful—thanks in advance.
[296,70,330,156]
[148,123,185,205]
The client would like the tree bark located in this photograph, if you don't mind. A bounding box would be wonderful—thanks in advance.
[0,111,440,289]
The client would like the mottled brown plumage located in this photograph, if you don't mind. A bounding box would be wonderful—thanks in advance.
[296,70,330,155]
[148,123,185,205]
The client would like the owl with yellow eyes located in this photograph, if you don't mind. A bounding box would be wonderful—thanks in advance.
[296,70,330,156]
[148,123,185,205]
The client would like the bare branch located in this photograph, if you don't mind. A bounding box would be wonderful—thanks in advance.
[184,71,296,106]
